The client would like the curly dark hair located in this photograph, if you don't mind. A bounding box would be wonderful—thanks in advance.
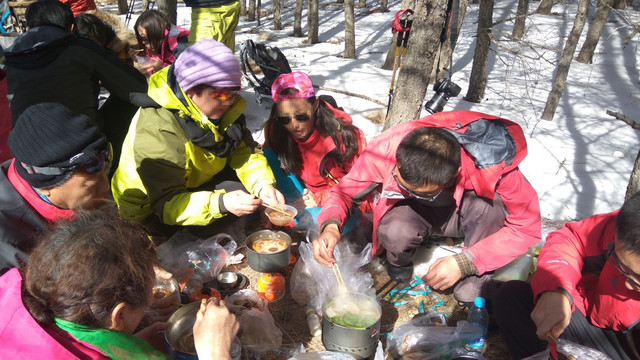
[264,96,361,176]
[22,207,158,328]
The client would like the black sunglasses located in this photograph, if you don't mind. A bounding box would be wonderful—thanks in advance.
[277,113,311,125]
[607,247,640,289]
[20,142,113,176]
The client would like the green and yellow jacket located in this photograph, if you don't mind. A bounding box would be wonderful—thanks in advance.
[112,66,275,226]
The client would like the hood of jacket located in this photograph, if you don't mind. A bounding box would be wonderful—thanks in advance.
[4,26,76,69]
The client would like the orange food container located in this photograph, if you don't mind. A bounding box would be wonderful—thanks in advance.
[190,287,221,302]
[257,273,285,302]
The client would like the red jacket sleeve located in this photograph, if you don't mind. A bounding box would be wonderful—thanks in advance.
[466,168,542,274]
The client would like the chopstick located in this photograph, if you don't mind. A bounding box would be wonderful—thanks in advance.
[261,203,291,216]
[320,238,347,290]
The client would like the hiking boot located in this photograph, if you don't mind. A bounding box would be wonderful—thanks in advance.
[386,262,414,282]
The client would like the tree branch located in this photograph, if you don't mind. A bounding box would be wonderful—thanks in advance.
[315,85,386,107]
[606,109,640,130]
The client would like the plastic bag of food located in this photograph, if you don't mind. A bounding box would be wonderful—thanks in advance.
[226,289,282,352]
[522,338,613,360]
[298,230,374,313]
[289,351,357,359]
[156,231,237,284]
[386,319,482,359]
[289,255,316,306]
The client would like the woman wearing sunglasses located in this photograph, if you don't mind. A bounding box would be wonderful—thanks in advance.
[262,72,368,229]
[112,39,283,238]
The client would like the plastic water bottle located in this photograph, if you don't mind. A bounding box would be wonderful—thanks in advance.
[466,297,489,353]
[305,307,322,336]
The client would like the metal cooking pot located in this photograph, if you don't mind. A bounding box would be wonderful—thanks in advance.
[246,230,291,273]
[321,293,381,359]
[165,302,241,360]
[165,302,199,360]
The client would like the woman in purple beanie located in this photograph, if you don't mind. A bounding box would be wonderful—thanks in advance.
[112,39,284,238]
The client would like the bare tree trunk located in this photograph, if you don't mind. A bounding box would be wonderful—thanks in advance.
[274,0,283,29]
[248,0,256,21]
[380,0,389,12]
[308,0,319,43]
[576,0,620,63]
[429,0,468,82]
[294,0,304,36]
[118,0,128,14]
[512,0,528,40]
[465,0,493,103]
[257,0,262,25]
[626,150,640,201]
[382,0,416,70]
[541,0,588,121]
[385,0,450,128]
[345,0,356,58]
[240,0,246,16]
[535,0,560,15]
[156,0,177,24]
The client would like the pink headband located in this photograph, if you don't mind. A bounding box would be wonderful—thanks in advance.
[271,71,315,103]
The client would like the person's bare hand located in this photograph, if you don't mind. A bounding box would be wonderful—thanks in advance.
[154,266,172,280]
[531,291,572,341]
[194,298,240,360]
[134,321,169,343]
[313,223,341,267]
[423,255,462,290]
[302,189,318,208]
[258,185,284,205]
[221,190,261,217]
[141,57,163,74]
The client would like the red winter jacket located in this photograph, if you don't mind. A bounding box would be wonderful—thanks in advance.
[265,101,367,207]
[317,111,541,274]
[531,210,640,332]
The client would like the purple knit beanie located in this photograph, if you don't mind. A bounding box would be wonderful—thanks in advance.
[175,39,242,91]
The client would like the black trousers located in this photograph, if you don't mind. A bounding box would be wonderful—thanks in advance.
[492,280,637,360]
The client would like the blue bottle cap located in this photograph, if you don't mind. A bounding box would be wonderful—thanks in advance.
[474,297,485,308]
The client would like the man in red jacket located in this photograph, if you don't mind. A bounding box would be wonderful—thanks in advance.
[314,111,541,303]
[493,193,640,360]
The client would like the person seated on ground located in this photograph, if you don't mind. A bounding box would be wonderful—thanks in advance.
[0,209,240,360]
[0,103,110,274]
[112,39,283,239]
[313,111,541,304]
[493,193,640,360]
[75,12,133,65]
[3,0,147,170]
[262,71,368,230]
[133,9,190,75]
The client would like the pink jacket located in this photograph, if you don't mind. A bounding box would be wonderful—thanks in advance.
[0,269,109,359]
[317,111,541,274]
[530,210,640,332]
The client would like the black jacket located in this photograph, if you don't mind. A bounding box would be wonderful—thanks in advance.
[0,161,48,274]
[4,26,147,124]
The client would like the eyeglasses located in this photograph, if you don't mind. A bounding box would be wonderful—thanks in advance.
[393,169,447,202]
[209,88,240,101]
[20,142,113,176]
[607,247,640,289]
[277,113,311,125]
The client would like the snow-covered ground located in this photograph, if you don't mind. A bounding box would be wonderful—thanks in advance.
[109,0,640,222]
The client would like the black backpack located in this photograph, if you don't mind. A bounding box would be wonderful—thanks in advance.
[0,0,24,35]
[239,39,292,104]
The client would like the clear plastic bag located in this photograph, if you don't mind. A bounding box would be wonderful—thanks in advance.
[156,231,237,285]
[522,338,613,360]
[386,319,482,359]
[296,230,374,314]
[226,289,282,353]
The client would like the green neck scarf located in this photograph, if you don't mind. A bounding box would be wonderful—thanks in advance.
[54,318,169,360]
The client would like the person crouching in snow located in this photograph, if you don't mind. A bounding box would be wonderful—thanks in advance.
[313,111,541,305]
[112,39,284,239]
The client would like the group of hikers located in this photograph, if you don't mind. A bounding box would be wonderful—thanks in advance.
[0,0,637,359]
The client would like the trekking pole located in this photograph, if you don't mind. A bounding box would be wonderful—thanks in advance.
[386,9,414,118]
